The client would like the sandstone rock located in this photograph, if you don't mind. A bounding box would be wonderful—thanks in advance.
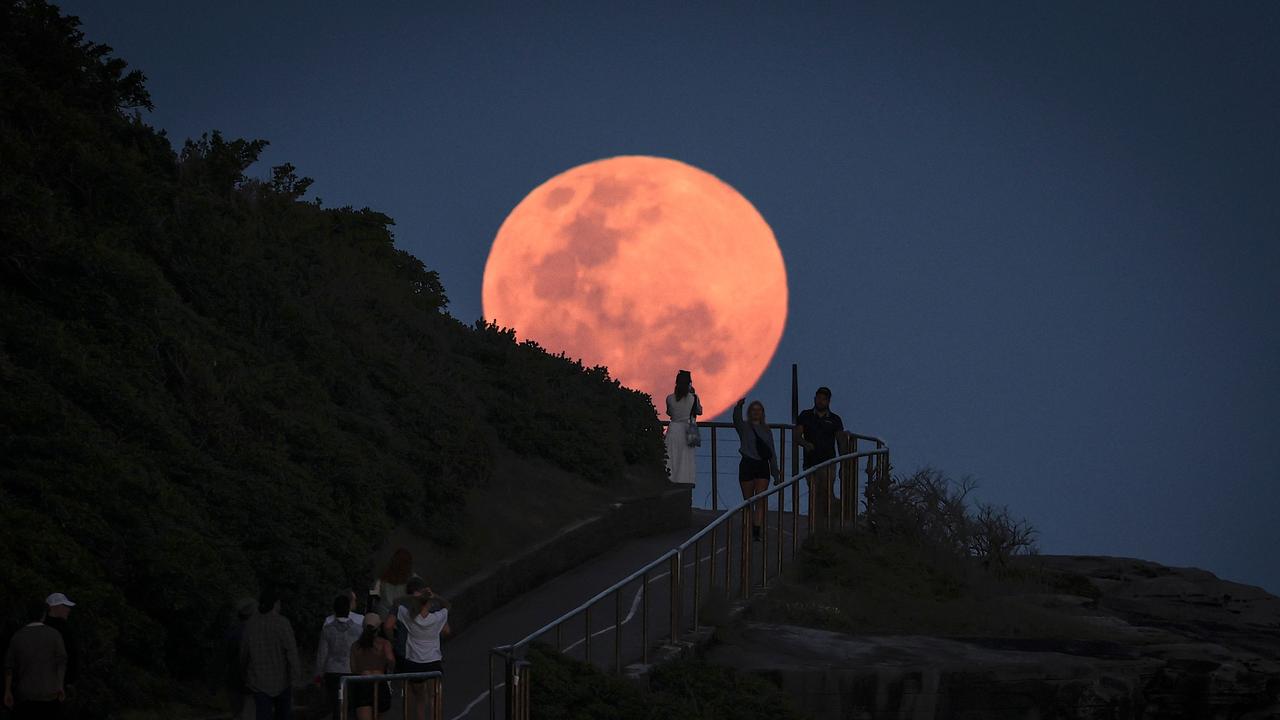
[707,556,1280,719]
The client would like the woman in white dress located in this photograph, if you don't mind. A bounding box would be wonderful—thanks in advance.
[665,370,702,486]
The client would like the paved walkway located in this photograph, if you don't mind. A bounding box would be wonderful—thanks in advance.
[352,502,821,720]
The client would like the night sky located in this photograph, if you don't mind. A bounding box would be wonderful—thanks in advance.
[62,2,1280,593]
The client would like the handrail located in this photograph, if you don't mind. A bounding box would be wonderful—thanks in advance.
[339,670,444,720]
[676,449,881,552]
[506,445,886,654]
[488,417,890,712]
[506,547,678,651]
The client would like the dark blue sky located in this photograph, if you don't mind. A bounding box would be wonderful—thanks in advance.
[64,2,1280,592]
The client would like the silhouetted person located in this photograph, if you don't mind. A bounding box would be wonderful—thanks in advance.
[316,593,361,718]
[388,577,427,673]
[349,613,395,720]
[240,589,300,720]
[664,370,702,487]
[4,599,67,720]
[372,548,415,616]
[734,398,780,540]
[224,598,256,720]
[40,592,76,716]
[796,386,845,529]
[324,588,362,626]
[397,585,450,720]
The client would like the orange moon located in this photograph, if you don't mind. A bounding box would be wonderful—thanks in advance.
[482,156,787,419]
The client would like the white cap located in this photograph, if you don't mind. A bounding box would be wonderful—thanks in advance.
[46,593,76,608]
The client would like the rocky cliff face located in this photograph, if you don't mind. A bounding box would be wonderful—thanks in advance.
[707,556,1280,719]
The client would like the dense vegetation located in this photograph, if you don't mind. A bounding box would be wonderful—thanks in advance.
[527,643,807,720]
[0,1,664,714]
[751,468,1097,638]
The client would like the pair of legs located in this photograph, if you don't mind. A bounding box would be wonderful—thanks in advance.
[352,679,389,720]
[252,689,290,719]
[404,660,444,719]
[807,464,837,530]
[739,455,770,539]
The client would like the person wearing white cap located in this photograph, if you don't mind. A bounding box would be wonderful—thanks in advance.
[43,593,78,696]
[4,598,67,719]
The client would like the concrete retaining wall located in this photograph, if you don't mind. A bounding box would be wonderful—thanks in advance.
[442,485,691,636]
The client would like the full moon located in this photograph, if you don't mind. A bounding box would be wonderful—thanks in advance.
[482,156,787,419]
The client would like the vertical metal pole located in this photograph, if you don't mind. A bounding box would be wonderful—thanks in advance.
[641,570,649,664]
[740,506,751,599]
[428,677,443,720]
[511,662,530,720]
[790,480,799,559]
[614,588,622,674]
[584,607,592,664]
[693,537,702,628]
[826,465,834,532]
[775,484,784,576]
[669,552,681,643]
[724,517,732,600]
[790,363,799,431]
[710,428,718,512]
[402,674,410,720]
[489,653,496,720]
[339,678,348,720]
[555,621,562,652]
[709,524,717,589]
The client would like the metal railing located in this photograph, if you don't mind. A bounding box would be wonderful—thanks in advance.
[339,670,444,720]
[487,422,889,720]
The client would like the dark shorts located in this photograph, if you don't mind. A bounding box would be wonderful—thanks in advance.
[350,679,392,711]
[739,457,770,482]
[398,658,444,682]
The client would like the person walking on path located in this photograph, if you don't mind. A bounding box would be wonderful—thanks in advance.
[733,398,780,541]
[224,598,256,720]
[371,548,415,617]
[3,599,67,720]
[39,593,77,717]
[240,589,301,720]
[664,370,702,488]
[396,585,450,720]
[315,593,362,718]
[348,613,395,720]
[796,386,847,530]
[324,589,363,626]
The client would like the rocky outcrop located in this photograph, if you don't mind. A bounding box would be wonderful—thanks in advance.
[706,556,1280,719]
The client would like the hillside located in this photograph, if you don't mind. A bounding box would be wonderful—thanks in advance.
[0,1,665,713]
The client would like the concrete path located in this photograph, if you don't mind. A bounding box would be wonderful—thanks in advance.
[441,505,816,720]
[352,500,826,720]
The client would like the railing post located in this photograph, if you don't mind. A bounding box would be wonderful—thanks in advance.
[511,661,531,720]
[723,517,732,600]
[739,506,751,600]
[669,552,681,643]
[339,677,348,720]
[403,672,410,720]
[584,606,591,664]
[790,479,799,559]
[428,676,444,720]
[775,484,784,577]
[614,587,622,673]
[641,570,649,664]
[503,653,514,720]
[710,427,718,512]
[693,537,702,628]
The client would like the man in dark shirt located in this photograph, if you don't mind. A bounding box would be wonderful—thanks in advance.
[796,386,845,530]
[4,600,67,720]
